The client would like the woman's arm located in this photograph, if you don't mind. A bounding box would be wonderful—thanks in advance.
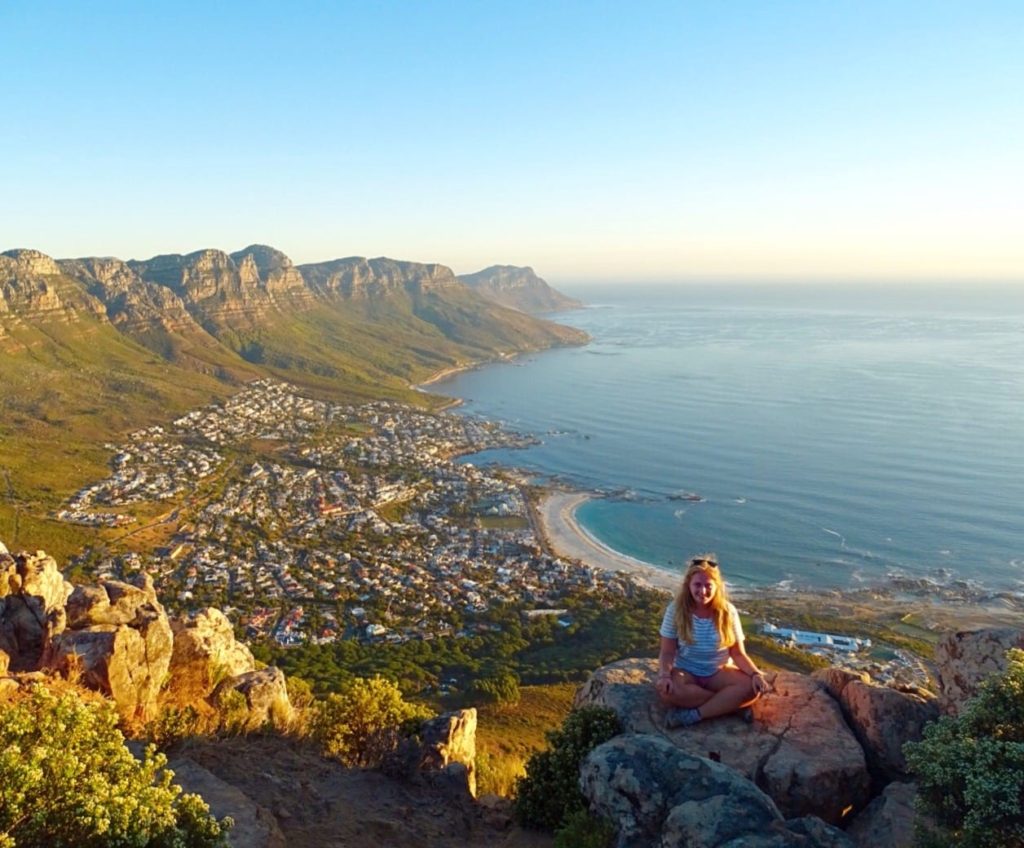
[656,636,677,696]
[728,638,769,694]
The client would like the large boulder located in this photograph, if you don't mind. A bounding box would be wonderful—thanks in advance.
[0,550,72,670]
[168,608,256,705]
[420,708,478,798]
[934,628,1024,715]
[834,681,938,781]
[213,667,293,732]
[581,734,853,848]
[575,658,870,824]
[47,604,173,722]
[845,781,921,848]
[66,574,163,627]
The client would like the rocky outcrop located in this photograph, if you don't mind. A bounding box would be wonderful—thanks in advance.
[299,256,462,299]
[831,680,938,781]
[458,265,582,314]
[0,550,73,670]
[168,607,257,706]
[581,734,853,848]
[934,627,1024,715]
[213,667,294,732]
[845,782,920,848]
[575,658,870,824]
[0,551,291,728]
[46,574,174,721]
[419,708,478,797]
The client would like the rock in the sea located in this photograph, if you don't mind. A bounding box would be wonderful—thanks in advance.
[581,734,853,848]
[934,627,1024,715]
[169,607,256,705]
[574,658,869,824]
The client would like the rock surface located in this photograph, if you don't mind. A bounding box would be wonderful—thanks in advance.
[835,681,938,780]
[169,756,286,848]
[419,708,478,797]
[574,658,870,824]
[934,627,1024,715]
[0,550,73,670]
[168,607,256,706]
[47,576,174,722]
[213,666,294,732]
[845,781,920,848]
[581,734,853,848]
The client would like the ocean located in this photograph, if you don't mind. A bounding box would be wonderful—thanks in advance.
[430,283,1024,596]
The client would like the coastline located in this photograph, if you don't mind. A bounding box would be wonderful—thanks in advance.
[536,490,680,594]
[534,489,1023,632]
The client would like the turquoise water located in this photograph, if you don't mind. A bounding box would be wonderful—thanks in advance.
[433,284,1024,594]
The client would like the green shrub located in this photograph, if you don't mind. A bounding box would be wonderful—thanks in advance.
[143,705,204,751]
[554,808,616,848]
[311,675,431,767]
[514,706,621,831]
[0,686,230,847]
[904,647,1024,848]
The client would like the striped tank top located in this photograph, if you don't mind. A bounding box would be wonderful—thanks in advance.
[659,601,743,677]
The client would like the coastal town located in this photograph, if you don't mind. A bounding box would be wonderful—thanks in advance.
[65,380,637,646]
[58,380,933,690]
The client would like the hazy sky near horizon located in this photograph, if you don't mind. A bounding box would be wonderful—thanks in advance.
[2,2,1022,284]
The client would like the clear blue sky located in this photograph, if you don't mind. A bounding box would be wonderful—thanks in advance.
[2,1,1022,283]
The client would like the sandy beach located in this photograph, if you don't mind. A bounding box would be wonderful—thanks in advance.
[534,489,1024,632]
[536,490,681,594]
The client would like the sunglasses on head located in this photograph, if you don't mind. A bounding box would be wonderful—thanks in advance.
[690,557,718,569]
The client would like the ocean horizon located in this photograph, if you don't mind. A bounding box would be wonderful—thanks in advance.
[431,282,1024,597]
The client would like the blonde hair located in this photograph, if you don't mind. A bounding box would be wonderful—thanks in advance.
[672,555,737,648]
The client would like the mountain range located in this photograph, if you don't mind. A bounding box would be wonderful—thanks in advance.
[0,245,586,538]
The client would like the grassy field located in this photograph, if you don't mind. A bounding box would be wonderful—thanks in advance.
[474,682,578,797]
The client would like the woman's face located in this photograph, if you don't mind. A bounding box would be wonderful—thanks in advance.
[688,570,717,606]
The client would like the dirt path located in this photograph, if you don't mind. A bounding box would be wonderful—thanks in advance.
[179,736,553,848]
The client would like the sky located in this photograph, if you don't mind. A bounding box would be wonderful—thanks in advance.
[2,1,1022,284]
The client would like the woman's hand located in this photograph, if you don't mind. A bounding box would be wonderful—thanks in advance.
[656,672,673,697]
[750,671,769,695]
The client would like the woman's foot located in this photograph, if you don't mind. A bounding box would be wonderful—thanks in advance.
[665,707,702,728]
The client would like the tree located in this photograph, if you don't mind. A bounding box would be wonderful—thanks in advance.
[311,675,431,767]
[515,706,621,832]
[0,686,229,848]
[905,648,1024,848]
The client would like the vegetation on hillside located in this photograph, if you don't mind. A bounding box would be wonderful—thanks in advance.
[514,706,621,835]
[905,648,1024,848]
[0,686,230,847]
[252,587,666,701]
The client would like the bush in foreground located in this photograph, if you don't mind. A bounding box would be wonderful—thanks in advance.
[905,647,1024,848]
[0,686,229,848]
[514,705,621,832]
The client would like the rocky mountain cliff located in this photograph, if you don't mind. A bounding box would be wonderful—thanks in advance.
[458,265,582,314]
[0,244,589,434]
[0,245,587,394]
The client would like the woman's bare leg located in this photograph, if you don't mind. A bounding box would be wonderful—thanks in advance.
[655,669,714,709]
[691,667,755,719]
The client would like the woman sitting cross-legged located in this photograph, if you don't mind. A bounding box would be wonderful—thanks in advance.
[655,553,768,728]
